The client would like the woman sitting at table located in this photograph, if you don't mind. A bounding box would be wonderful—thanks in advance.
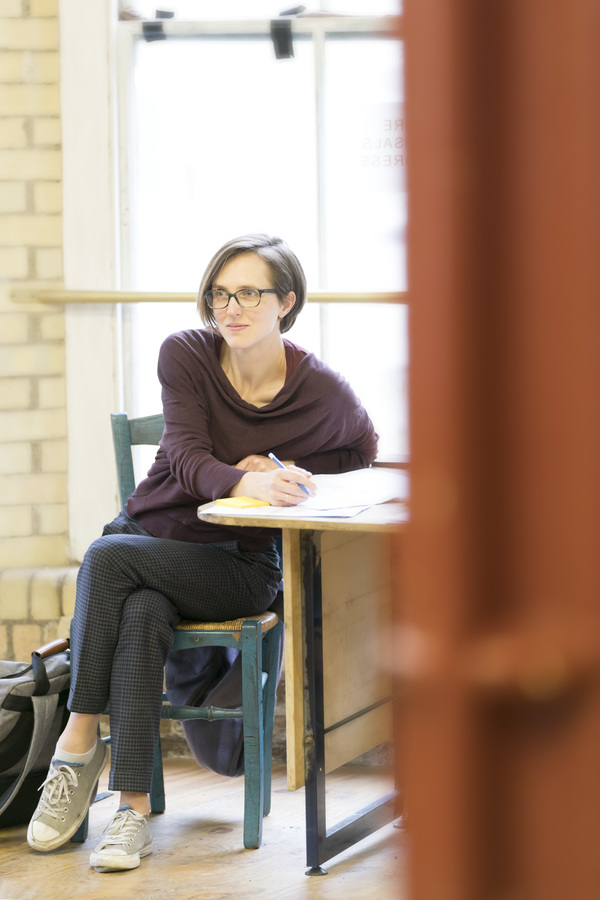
[27,233,378,873]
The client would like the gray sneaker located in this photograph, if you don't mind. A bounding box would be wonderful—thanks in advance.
[90,804,152,872]
[27,739,109,852]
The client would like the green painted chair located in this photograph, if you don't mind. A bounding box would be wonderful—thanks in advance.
[72,412,283,849]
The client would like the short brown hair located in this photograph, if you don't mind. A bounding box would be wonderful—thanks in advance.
[197,233,306,334]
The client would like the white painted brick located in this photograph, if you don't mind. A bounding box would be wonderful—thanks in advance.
[0,441,32,474]
[0,84,60,116]
[38,375,66,409]
[0,535,68,568]
[3,413,65,447]
[0,247,28,278]
[30,0,59,16]
[0,1,23,18]
[0,378,32,410]
[0,312,28,342]
[38,503,67,535]
[34,247,63,279]
[40,439,67,471]
[33,181,61,213]
[0,149,61,179]
[13,624,45,661]
[0,50,57,82]
[0,472,66,504]
[39,312,64,341]
[22,51,60,83]
[41,621,57,643]
[0,505,32,538]
[0,51,21,81]
[31,569,61,619]
[0,624,8,660]
[0,19,59,51]
[32,116,61,145]
[0,182,27,213]
[0,568,30,620]
[0,116,27,147]
[0,345,64,377]
[61,569,77,615]
[0,214,62,246]
[0,408,65,441]
[56,615,72,641]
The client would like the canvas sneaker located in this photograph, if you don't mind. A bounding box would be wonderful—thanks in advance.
[27,739,109,852]
[89,804,153,872]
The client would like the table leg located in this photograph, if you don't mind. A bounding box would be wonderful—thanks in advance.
[300,529,328,875]
[301,529,398,876]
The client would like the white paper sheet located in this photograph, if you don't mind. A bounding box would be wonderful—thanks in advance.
[203,467,409,519]
[300,467,408,510]
[203,503,372,519]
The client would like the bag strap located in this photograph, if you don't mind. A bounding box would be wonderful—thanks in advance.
[0,691,61,816]
[31,639,70,695]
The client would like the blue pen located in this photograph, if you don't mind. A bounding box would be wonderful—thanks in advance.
[268,452,311,495]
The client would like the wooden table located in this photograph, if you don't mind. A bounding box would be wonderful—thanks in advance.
[198,500,407,874]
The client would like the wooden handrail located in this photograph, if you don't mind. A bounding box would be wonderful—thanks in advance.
[10,288,407,305]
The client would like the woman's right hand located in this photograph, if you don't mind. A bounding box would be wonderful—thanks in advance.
[229,465,316,507]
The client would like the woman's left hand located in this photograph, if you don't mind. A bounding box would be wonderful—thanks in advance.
[235,455,294,473]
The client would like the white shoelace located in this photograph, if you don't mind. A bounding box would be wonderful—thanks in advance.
[36,763,79,821]
[98,808,147,848]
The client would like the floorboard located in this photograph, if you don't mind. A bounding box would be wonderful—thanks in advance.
[0,758,407,900]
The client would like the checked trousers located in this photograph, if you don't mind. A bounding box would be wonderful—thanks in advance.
[68,511,281,793]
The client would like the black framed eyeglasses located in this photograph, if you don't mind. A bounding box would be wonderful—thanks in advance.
[205,288,279,310]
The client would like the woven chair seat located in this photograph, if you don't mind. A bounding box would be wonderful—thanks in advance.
[175,610,279,635]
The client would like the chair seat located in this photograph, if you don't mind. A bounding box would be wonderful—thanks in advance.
[175,610,279,635]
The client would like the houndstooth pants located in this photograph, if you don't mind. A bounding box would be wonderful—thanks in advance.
[68,511,281,793]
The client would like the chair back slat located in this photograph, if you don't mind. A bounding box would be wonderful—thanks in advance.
[111,412,165,509]
[128,414,165,446]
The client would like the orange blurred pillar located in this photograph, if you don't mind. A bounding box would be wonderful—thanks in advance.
[402,1,600,897]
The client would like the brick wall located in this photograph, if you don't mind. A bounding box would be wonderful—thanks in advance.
[0,0,75,661]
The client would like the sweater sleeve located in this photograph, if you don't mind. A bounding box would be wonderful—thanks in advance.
[157,333,243,501]
[296,428,378,474]
[290,361,379,474]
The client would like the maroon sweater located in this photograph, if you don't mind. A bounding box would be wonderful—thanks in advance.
[127,329,378,550]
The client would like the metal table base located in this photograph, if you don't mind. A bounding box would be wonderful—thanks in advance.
[300,530,399,875]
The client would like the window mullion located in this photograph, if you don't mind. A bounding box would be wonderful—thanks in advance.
[116,25,136,414]
[116,25,135,293]
[313,25,327,361]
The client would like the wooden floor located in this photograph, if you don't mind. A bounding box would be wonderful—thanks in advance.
[0,758,407,900]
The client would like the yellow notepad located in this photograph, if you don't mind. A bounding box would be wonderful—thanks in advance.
[215,497,270,508]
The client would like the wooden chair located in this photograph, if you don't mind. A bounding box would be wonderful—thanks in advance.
[73,412,283,849]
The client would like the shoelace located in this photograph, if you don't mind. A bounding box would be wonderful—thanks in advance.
[98,808,147,848]
[37,763,79,821]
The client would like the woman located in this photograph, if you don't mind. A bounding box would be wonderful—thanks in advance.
[27,234,378,872]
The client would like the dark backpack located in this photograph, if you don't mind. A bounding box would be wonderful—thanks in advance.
[0,639,71,827]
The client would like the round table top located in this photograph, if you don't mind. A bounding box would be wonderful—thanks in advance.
[197,500,408,533]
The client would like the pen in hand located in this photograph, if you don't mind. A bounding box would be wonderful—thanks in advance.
[268,452,311,496]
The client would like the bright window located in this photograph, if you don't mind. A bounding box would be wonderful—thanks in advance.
[118,12,407,463]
